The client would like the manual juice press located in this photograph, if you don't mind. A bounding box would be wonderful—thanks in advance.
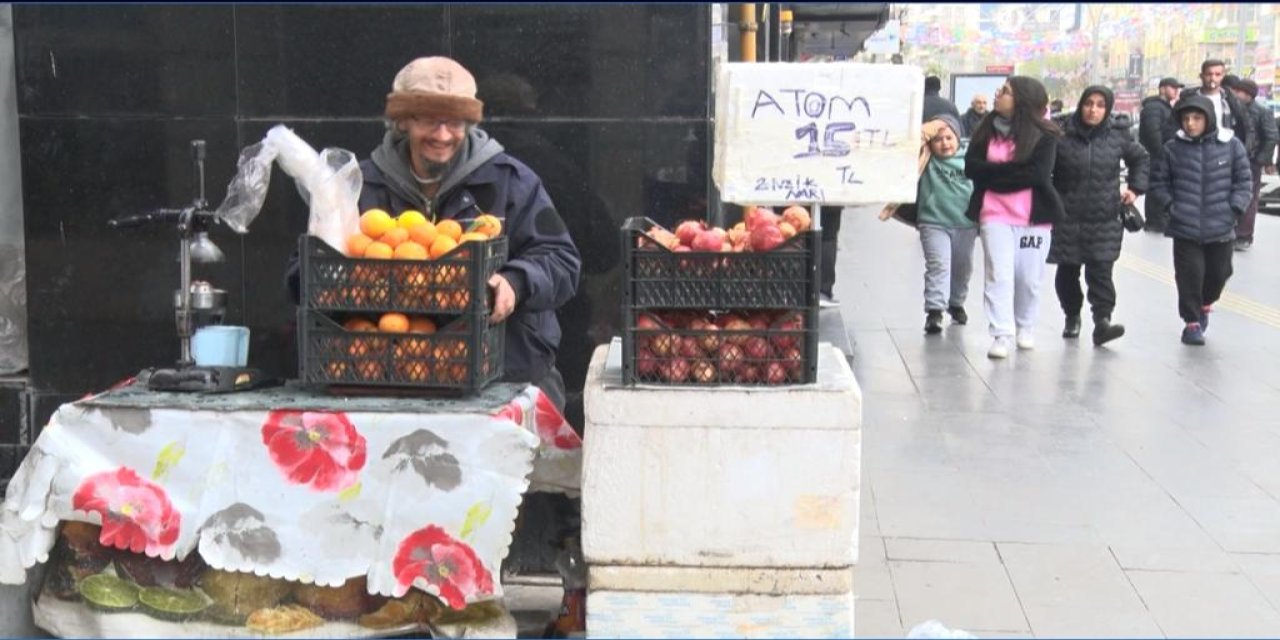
[108,140,273,392]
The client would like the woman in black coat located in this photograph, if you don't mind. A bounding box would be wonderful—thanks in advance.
[1049,86,1150,346]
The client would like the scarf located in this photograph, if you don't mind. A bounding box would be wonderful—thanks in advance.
[992,114,1014,138]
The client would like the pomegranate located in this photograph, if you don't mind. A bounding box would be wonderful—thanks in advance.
[745,206,780,232]
[770,312,804,350]
[782,345,804,378]
[715,313,745,329]
[647,227,680,250]
[749,223,786,252]
[675,220,707,247]
[736,365,760,384]
[779,221,797,239]
[679,336,704,359]
[764,361,789,384]
[691,228,727,252]
[649,332,677,357]
[716,342,745,375]
[691,360,717,384]
[782,205,812,232]
[743,336,771,361]
[722,318,752,344]
[747,314,770,331]
[636,348,659,377]
[660,358,690,383]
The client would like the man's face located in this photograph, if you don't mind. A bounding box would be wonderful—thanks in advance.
[1182,111,1207,137]
[1159,85,1179,102]
[1200,65,1225,92]
[928,127,959,157]
[1081,93,1107,127]
[404,116,467,171]
[971,96,988,113]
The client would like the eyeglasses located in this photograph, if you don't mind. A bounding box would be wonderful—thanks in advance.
[411,117,467,132]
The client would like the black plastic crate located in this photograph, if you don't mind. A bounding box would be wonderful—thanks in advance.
[299,234,507,315]
[298,310,504,392]
[621,308,818,386]
[621,217,821,310]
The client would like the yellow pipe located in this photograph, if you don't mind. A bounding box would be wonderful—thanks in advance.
[740,4,757,63]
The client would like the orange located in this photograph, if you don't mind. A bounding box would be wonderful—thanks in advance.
[407,221,438,247]
[397,210,428,229]
[360,209,396,239]
[393,241,428,260]
[378,312,410,333]
[429,235,458,259]
[468,214,503,238]
[436,219,463,242]
[408,317,437,334]
[363,242,394,259]
[346,233,374,258]
[458,232,489,244]
[379,227,410,249]
[343,317,377,332]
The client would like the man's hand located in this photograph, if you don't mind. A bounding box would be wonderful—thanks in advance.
[1120,189,1138,205]
[488,273,516,324]
[878,204,899,221]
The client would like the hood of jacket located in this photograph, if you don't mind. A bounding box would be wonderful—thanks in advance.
[1173,95,1229,142]
[369,126,505,215]
[1068,85,1114,139]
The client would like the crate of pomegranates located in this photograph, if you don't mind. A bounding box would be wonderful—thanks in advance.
[621,206,820,310]
[621,307,817,386]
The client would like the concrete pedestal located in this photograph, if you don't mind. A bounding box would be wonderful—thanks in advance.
[581,340,862,638]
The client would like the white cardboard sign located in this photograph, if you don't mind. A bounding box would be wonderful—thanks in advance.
[713,62,923,205]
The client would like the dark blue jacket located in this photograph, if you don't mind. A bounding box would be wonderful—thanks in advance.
[1149,128,1253,244]
[289,138,582,385]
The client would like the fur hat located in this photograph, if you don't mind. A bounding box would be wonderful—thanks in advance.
[385,57,484,123]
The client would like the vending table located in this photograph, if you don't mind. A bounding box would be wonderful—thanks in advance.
[0,380,582,638]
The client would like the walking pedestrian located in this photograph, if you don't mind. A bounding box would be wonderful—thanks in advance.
[961,94,988,137]
[1138,77,1182,232]
[964,76,1065,359]
[1148,96,1253,346]
[1227,78,1278,251]
[1049,86,1150,346]
[923,76,960,122]
[913,115,977,334]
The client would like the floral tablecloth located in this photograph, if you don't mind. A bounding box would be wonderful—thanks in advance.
[0,380,581,635]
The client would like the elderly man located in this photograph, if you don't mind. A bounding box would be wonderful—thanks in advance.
[290,57,582,408]
[960,94,987,137]
[1228,78,1278,251]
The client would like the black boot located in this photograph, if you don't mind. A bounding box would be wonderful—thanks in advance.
[947,305,968,325]
[1062,315,1082,339]
[1092,316,1125,346]
[925,310,944,334]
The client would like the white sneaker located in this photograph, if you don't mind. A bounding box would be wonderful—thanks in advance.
[988,336,1012,359]
[1016,334,1035,350]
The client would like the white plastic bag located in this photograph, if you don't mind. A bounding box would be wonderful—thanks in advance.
[907,620,978,639]
[214,125,361,253]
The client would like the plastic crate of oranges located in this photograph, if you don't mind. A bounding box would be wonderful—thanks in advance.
[298,209,507,391]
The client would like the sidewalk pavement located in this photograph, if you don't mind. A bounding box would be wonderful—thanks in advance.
[837,204,1280,638]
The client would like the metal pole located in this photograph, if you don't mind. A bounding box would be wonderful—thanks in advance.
[740,4,757,63]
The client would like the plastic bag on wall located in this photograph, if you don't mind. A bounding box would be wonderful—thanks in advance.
[907,620,978,639]
[0,243,27,374]
[214,124,361,253]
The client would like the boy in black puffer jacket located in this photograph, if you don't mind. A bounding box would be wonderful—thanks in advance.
[1148,96,1253,345]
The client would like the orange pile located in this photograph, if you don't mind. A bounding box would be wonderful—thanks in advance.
[346,209,503,260]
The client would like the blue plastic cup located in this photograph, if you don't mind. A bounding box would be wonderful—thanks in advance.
[192,326,250,367]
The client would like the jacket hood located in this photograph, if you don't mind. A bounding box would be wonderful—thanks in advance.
[1141,95,1171,108]
[1070,85,1114,135]
[1173,95,1220,140]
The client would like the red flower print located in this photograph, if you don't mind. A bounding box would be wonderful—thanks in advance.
[534,391,582,450]
[494,401,524,426]
[392,525,495,609]
[72,467,180,556]
[261,410,367,492]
